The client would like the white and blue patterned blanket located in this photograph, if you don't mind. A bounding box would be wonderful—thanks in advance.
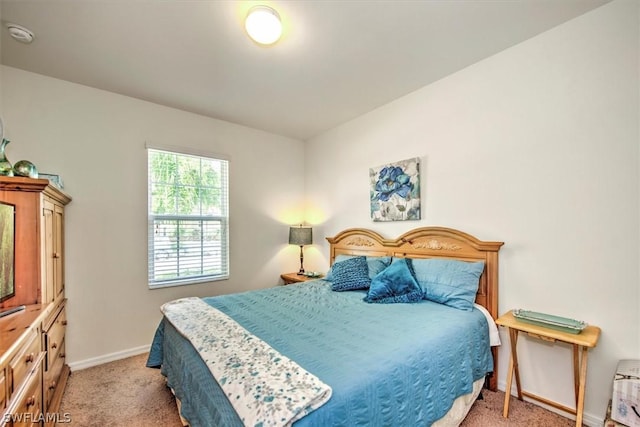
[160,297,332,427]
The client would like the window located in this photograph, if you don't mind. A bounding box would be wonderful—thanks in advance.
[147,147,229,288]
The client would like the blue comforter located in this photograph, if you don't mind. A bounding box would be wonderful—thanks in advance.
[147,279,492,426]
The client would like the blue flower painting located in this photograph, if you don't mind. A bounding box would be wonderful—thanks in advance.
[370,157,420,221]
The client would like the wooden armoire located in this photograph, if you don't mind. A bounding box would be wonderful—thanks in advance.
[0,176,71,426]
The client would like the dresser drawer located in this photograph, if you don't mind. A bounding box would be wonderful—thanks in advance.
[0,369,6,411]
[8,328,40,398]
[45,308,66,370]
[9,367,42,427]
[43,339,64,409]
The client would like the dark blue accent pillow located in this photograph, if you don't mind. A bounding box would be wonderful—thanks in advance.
[325,255,392,281]
[330,256,371,291]
[363,258,423,304]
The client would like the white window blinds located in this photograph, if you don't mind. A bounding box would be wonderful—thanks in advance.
[147,147,229,288]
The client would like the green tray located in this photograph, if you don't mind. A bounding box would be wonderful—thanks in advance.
[513,309,587,334]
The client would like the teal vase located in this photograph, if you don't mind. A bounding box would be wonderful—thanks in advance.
[0,139,13,176]
[13,160,38,178]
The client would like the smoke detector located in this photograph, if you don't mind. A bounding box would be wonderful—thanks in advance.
[6,23,34,44]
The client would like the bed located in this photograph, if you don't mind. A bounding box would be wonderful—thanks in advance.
[147,226,504,426]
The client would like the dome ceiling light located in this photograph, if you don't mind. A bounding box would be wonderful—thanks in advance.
[6,23,35,44]
[245,5,282,45]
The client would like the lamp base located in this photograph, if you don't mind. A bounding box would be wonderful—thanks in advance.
[298,245,305,275]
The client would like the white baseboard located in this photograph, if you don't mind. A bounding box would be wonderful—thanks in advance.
[497,380,603,427]
[68,345,150,371]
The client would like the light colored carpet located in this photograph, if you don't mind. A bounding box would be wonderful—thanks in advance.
[60,353,577,426]
[60,353,182,427]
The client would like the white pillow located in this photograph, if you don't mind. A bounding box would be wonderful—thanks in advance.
[474,303,501,346]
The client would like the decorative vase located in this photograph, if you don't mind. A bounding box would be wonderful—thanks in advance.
[0,139,13,176]
[13,160,38,178]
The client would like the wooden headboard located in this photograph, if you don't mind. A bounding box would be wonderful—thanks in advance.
[326,226,504,390]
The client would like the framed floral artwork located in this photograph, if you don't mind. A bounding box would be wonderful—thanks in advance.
[370,157,420,222]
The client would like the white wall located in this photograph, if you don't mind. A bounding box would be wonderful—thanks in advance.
[305,1,638,425]
[1,66,306,364]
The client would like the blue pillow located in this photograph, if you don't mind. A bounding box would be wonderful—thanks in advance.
[411,258,485,311]
[326,255,391,281]
[363,258,423,304]
[330,256,371,291]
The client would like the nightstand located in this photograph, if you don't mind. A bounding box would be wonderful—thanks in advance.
[495,310,601,427]
[280,272,323,285]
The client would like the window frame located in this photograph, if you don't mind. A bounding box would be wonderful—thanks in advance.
[146,144,229,289]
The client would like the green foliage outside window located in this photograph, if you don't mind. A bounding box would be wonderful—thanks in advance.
[150,151,221,217]
[148,149,229,286]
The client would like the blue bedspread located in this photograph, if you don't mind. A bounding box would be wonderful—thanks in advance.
[147,280,492,426]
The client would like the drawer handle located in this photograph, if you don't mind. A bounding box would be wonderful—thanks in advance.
[51,342,58,350]
[25,352,34,363]
[26,395,36,407]
[61,320,68,326]
[53,252,61,259]
[59,353,66,359]
[49,380,57,390]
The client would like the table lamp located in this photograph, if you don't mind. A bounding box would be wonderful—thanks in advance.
[289,225,312,275]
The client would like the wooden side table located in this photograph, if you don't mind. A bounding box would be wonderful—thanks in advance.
[495,310,601,427]
[280,272,323,285]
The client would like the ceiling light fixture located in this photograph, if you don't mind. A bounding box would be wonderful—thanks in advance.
[6,23,35,44]
[245,5,282,45]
